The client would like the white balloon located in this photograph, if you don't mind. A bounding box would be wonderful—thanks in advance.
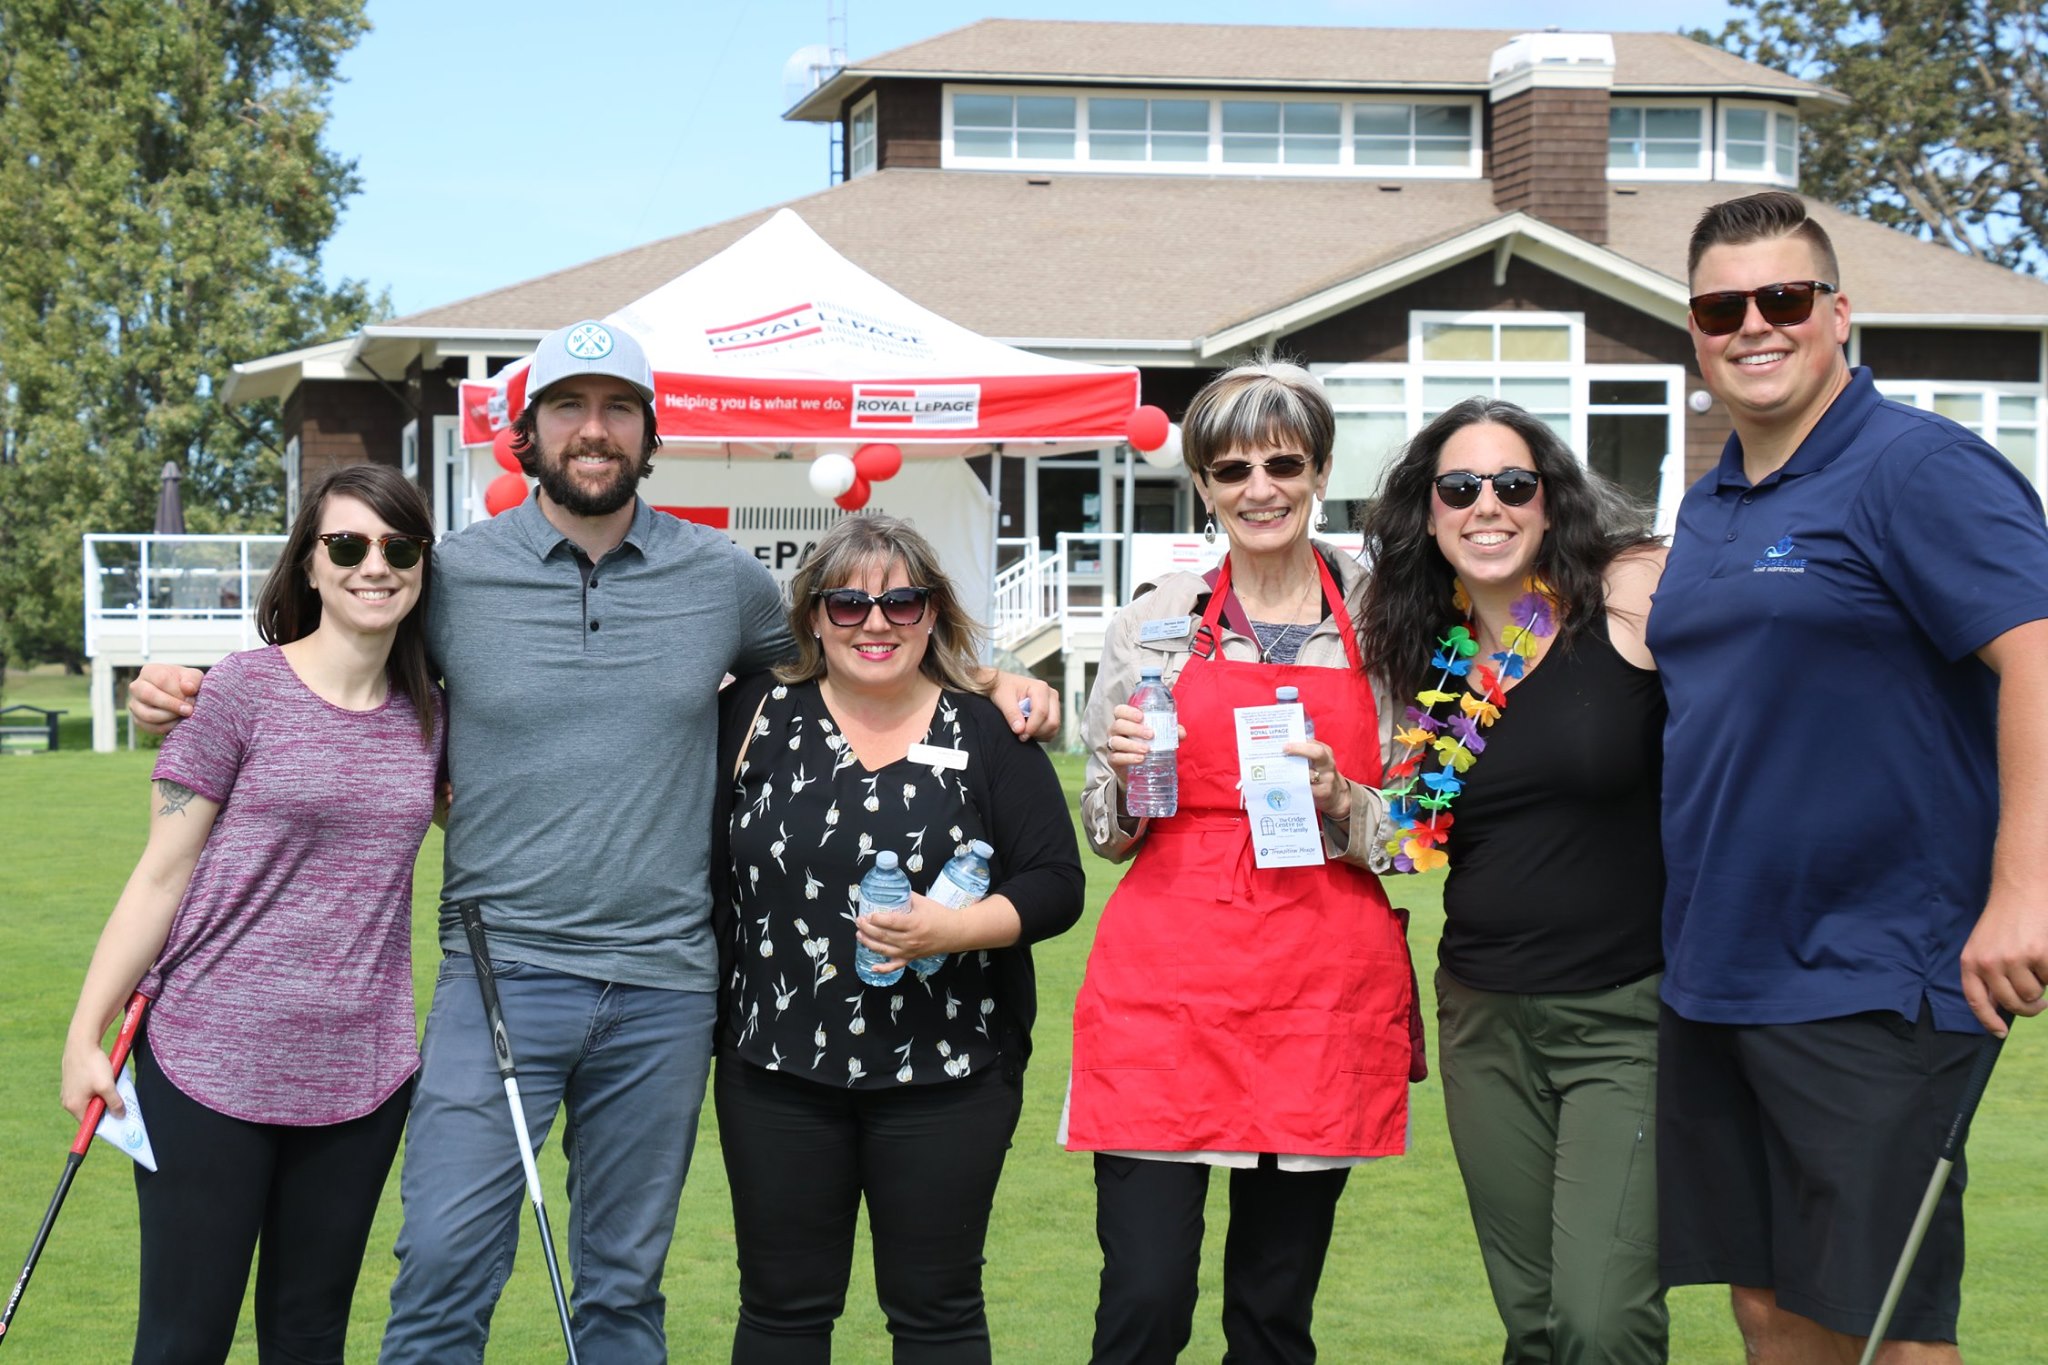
[1141,423,1184,470]
[808,452,857,498]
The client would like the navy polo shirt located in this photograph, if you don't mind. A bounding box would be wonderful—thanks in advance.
[1651,368,2048,1032]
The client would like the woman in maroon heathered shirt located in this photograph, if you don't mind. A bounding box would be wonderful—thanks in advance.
[61,464,445,1365]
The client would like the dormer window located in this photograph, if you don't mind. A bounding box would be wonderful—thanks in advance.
[848,94,878,178]
[1719,102,1798,186]
[1222,101,1342,165]
[1607,102,1708,176]
[1090,98,1208,162]
[1354,101,1475,168]
[954,92,1077,160]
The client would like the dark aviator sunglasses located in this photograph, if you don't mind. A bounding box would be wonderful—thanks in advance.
[1432,469,1542,510]
[1207,454,1311,485]
[1688,280,1837,337]
[318,532,426,570]
[815,586,932,628]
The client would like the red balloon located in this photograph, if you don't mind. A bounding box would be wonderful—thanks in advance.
[833,477,871,512]
[484,472,528,516]
[491,428,522,474]
[852,442,903,482]
[1127,405,1170,452]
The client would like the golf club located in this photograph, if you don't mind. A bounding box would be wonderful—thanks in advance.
[457,900,579,1365]
[1855,1012,2012,1365]
[1,990,148,1347]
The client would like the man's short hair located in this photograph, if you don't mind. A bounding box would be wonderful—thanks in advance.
[1687,191,1841,287]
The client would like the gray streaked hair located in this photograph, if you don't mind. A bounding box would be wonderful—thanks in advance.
[1181,356,1335,484]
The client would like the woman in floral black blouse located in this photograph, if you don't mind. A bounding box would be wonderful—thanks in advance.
[712,514,1084,1363]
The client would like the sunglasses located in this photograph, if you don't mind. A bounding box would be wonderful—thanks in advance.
[815,586,932,628]
[1207,454,1312,485]
[1688,280,1837,337]
[318,532,427,570]
[1432,469,1543,509]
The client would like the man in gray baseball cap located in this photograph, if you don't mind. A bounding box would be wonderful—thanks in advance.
[127,315,1060,1360]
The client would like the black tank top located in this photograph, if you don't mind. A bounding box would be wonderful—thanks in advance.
[1438,611,1666,994]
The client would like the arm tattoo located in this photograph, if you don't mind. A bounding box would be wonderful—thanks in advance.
[155,779,197,817]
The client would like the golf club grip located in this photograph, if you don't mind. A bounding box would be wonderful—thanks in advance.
[1941,1015,2011,1160]
[67,992,149,1159]
[456,901,518,1082]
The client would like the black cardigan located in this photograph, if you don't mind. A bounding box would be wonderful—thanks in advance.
[712,672,1084,1083]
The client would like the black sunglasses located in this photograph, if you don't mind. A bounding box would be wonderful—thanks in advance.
[1688,280,1837,337]
[317,532,427,570]
[1207,454,1312,485]
[815,586,932,628]
[1432,469,1543,509]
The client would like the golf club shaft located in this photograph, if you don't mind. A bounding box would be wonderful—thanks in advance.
[456,902,579,1365]
[1,991,148,1345]
[1856,1016,2010,1364]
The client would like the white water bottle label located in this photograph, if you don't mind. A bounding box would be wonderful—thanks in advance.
[928,867,977,909]
[1143,709,1178,752]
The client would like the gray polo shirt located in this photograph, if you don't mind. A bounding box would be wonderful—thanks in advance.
[427,496,792,992]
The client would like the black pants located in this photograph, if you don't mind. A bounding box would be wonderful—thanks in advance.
[1091,1153,1350,1365]
[130,1031,412,1365]
[715,1058,1023,1364]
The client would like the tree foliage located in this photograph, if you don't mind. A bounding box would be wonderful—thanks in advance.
[0,0,382,669]
[1696,1,2047,276]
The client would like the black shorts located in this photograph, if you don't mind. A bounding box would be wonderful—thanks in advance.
[1657,1003,1985,1343]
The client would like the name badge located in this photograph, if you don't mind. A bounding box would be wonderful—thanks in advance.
[1140,615,1194,643]
[908,742,968,771]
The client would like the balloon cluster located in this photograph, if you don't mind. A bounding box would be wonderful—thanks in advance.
[1127,405,1183,470]
[808,443,903,510]
[485,429,527,516]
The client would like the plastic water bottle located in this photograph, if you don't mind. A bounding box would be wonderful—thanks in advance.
[912,839,993,979]
[854,851,912,987]
[1126,666,1178,819]
[1277,685,1310,738]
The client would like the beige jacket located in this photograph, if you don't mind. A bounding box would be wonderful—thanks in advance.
[1079,542,1398,871]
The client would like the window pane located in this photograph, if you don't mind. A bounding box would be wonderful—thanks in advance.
[1996,429,2038,470]
[1018,96,1075,130]
[1934,393,1984,424]
[955,128,1011,158]
[1591,379,1667,406]
[1328,413,1412,500]
[1090,133,1146,160]
[1424,376,1487,410]
[1356,137,1410,165]
[1609,139,1641,168]
[1647,142,1700,169]
[1287,102,1341,136]
[1152,100,1209,133]
[2002,395,2038,422]
[1501,376,1571,411]
[1726,143,1767,171]
[1415,142,1471,166]
[1354,104,1409,137]
[1726,107,1767,141]
[1223,101,1280,133]
[1223,136,1279,163]
[1500,325,1571,362]
[1284,137,1340,164]
[1091,99,1145,131]
[1775,141,1795,176]
[1323,375,1406,404]
[956,95,1011,129]
[1609,107,1643,137]
[1421,323,1493,361]
[1645,107,1701,138]
[1414,104,1469,139]
[1152,133,1208,162]
[1017,131,1075,159]
[1541,414,1573,446]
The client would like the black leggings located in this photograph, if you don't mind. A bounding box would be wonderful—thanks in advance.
[131,1031,412,1365]
[715,1058,1023,1364]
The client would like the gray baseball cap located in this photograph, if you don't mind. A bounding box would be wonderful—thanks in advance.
[525,319,656,404]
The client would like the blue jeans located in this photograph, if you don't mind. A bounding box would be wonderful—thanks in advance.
[378,955,716,1364]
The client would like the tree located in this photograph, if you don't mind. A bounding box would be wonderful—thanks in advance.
[0,0,382,671]
[1697,0,2046,275]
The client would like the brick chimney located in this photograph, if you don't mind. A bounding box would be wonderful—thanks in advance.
[1488,33,1615,244]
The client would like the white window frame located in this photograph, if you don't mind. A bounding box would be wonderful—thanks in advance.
[1606,99,1711,180]
[283,436,302,524]
[1316,363,1411,502]
[847,92,878,178]
[939,84,1482,179]
[1873,379,2046,487]
[1716,100,1799,187]
[401,419,420,482]
[1585,365,1689,535]
[433,416,472,536]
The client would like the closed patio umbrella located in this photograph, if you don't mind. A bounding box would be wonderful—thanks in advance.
[152,462,185,535]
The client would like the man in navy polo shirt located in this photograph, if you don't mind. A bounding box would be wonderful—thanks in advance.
[1649,191,2048,1361]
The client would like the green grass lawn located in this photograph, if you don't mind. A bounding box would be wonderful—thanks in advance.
[2,720,2043,1361]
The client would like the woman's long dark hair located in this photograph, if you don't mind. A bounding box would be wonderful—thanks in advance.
[255,465,438,744]
[1358,398,1658,701]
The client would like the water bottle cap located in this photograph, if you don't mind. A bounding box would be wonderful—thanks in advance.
[969,839,993,857]
[1276,686,1299,701]
[1139,665,1163,679]
[876,851,899,869]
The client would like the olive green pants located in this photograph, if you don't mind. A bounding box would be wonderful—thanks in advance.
[1436,969,1668,1365]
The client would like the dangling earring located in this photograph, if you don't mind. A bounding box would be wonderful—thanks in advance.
[1203,515,1217,545]
[1314,507,1329,532]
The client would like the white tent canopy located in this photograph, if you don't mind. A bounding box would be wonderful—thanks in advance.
[459,208,1140,456]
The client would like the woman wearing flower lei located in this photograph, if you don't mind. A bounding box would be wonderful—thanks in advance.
[1357,397,1669,1363]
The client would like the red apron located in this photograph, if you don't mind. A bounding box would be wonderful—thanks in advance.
[1067,554,1414,1157]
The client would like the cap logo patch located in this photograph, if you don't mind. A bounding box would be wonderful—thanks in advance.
[565,324,614,360]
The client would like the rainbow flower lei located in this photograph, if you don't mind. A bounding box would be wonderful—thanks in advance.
[1379,578,1558,873]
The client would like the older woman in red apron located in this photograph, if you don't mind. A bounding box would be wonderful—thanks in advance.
[1069,361,1416,1365]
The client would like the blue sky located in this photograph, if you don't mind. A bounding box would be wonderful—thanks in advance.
[322,2,1740,318]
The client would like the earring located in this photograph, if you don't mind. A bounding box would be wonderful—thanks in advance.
[812,631,821,640]
[1203,515,1217,545]
[1314,507,1329,532]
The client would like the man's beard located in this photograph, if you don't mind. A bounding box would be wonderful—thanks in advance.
[534,438,646,517]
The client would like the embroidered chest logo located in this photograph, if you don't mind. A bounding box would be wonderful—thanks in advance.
[1753,534,1808,573]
